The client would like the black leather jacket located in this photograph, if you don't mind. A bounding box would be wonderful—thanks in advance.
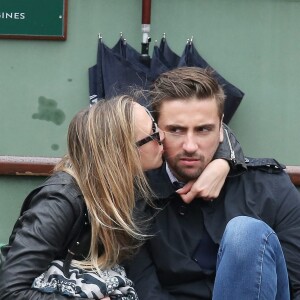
[0,126,244,300]
[0,172,90,300]
[214,124,246,173]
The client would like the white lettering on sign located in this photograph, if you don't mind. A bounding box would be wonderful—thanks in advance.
[0,12,26,19]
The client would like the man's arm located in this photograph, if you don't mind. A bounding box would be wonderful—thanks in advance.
[274,177,300,300]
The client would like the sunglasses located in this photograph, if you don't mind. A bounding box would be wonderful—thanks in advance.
[136,110,162,147]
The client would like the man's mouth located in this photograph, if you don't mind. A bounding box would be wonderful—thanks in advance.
[180,158,200,166]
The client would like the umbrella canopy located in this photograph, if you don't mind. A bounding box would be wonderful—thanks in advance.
[88,37,153,106]
[88,35,244,124]
[150,43,170,79]
[159,37,180,69]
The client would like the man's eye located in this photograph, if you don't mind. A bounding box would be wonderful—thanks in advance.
[196,126,213,134]
[169,128,184,135]
[200,128,209,132]
[166,127,184,135]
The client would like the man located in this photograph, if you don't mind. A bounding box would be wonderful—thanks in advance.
[127,67,300,299]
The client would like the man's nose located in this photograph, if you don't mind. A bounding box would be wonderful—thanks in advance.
[182,134,198,153]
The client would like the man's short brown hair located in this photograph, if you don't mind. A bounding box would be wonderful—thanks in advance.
[151,67,225,121]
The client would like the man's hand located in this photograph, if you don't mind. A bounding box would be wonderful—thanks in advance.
[176,159,230,203]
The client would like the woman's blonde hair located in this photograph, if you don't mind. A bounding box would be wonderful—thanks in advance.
[55,95,151,271]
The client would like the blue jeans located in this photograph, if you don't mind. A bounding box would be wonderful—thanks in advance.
[213,216,290,300]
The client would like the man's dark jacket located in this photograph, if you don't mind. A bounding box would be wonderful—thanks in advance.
[126,159,300,300]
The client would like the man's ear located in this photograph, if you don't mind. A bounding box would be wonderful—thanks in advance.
[219,115,224,143]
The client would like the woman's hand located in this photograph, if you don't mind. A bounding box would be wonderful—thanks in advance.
[176,159,230,203]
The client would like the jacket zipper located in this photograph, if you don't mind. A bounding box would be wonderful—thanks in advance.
[224,128,237,165]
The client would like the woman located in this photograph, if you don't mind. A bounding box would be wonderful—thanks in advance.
[0,96,164,300]
[0,95,241,299]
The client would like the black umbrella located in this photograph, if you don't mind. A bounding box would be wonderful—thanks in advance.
[88,36,153,106]
[88,35,105,105]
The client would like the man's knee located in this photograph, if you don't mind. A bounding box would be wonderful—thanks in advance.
[220,216,276,259]
[225,216,273,239]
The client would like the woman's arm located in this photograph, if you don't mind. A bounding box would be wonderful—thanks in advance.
[0,182,84,300]
[177,124,246,203]
[177,159,230,203]
[214,123,246,173]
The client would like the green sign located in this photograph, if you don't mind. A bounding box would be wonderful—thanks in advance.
[0,0,67,40]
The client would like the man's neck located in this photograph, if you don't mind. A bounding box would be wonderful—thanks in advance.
[165,163,186,186]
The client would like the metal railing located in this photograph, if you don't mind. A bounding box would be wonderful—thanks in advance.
[0,155,299,186]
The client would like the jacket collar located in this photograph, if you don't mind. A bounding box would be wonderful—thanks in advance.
[146,162,177,199]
